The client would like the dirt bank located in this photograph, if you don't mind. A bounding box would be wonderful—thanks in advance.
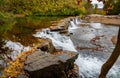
[86,14,120,26]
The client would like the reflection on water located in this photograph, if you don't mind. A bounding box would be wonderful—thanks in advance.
[4,16,63,46]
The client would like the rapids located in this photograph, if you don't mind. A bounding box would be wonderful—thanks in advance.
[34,17,120,78]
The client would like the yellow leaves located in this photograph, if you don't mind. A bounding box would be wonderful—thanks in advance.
[102,10,107,15]
[1,48,35,78]
[1,59,25,78]
[80,6,86,14]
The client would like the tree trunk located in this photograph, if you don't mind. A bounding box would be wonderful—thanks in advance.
[98,27,120,78]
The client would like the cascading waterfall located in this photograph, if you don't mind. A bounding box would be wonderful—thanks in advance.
[34,28,77,52]
[75,17,81,25]
[5,41,31,60]
[34,17,120,78]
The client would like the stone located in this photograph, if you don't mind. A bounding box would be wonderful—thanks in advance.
[111,35,118,45]
[23,50,78,78]
[37,39,56,53]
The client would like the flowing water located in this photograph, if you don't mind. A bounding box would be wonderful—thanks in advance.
[0,16,120,78]
[0,16,64,75]
[34,18,120,78]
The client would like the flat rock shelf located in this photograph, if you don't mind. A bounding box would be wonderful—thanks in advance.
[20,49,78,78]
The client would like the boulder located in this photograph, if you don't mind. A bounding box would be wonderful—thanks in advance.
[50,25,67,32]
[36,39,56,53]
[23,50,78,78]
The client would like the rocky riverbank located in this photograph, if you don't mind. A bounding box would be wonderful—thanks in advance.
[25,17,79,78]
[1,17,79,78]
[85,14,120,26]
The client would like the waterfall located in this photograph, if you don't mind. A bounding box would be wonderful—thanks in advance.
[34,28,77,52]
[34,18,120,78]
[75,17,81,25]
[5,41,31,60]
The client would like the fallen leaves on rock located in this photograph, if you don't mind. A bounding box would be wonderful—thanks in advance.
[1,48,36,78]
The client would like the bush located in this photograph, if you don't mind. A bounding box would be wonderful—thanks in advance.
[104,1,120,15]
[0,0,84,16]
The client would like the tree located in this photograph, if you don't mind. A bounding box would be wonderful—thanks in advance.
[99,27,120,78]
[97,0,120,15]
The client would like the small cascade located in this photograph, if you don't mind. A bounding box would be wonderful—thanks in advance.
[69,20,77,28]
[34,28,77,52]
[5,41,31,60]
[34,17,120,78]
[68,19,79,33]
[75,17,81,25]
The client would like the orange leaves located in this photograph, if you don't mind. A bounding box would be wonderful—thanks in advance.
[1,59,25,78]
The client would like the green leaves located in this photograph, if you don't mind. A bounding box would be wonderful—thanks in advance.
[103,0,120,15]
[0,0,84,16]
[0,12,15,36]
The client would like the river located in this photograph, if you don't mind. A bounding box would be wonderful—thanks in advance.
[0,16,64,75]
[0,16,120,78]
[34,17,120,78]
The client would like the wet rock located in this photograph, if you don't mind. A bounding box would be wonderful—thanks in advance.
[37,39,56,53]
[23,50,78,78]
[50,24,68,32]
[50,26,65,31]
[59,30,68,34]
[49,18,69,33]
[111,35,118,45]
[18,74,28,78]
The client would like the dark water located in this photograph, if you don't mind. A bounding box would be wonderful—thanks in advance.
[3,16,64,46]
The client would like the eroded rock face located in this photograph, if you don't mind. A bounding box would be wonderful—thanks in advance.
[36,38,56,53]
[23,50,78,78]
[18,17,79,78]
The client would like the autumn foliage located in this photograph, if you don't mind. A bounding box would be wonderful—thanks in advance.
[0,0,84,16]
[1,48,35,78]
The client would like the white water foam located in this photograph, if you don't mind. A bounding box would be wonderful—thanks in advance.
[34,28,77,52]
[90,23,103,29]
[75,17,81,25]
[68,20,79,33]
[34,19,120,78]
[5,41,31,60]
[78,33,96,41]
[75,54,120,78]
